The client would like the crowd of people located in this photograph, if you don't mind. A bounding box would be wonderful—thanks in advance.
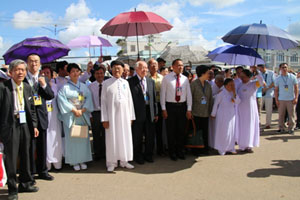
[0,54,298,200]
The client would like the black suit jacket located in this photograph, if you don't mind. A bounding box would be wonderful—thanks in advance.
[0,80,38,144]
[128,75,157,122]
[24,76,54,130]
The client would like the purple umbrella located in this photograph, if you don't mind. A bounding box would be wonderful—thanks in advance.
[207,45,265,66]
[3,36,70,64]
[222,21,298,50]
[67,35,112,57]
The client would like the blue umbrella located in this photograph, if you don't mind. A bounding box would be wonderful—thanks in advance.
[207,45,265,66]
[222,21,298,50]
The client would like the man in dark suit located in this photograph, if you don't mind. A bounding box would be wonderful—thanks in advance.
[25,54,54,182]
[128,61,158,164]
[0,59,39,200]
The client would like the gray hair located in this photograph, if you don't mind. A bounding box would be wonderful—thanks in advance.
[135,61,147,69]
[9,59,27,71]
[215,74,224,82]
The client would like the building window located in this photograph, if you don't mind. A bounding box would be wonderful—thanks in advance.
[130,45,136,52]
[144,46,150,51]
[264,53,271,63]
[290,53,298,63]
[276,52,284,62]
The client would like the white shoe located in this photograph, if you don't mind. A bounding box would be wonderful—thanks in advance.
[107,166,115,172]
[73,164,80,171]
[80,163,87,170]
[120,162,134,169]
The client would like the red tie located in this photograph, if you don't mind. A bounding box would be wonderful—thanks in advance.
[175,74,180,102]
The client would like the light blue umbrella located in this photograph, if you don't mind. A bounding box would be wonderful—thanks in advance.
[222,21,298,50]
[207,45,265,66]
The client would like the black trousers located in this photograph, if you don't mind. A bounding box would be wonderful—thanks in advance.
[4,119,33,195]
[155,103,164,154]
[91,111,106,159]
[296,94,300,127]
[193,116,209,152]
[30,125,47,176]
[132,106,155,160]
[165,102,187,156]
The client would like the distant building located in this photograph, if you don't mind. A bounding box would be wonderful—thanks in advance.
[116,34,177,59]
[258,43,300,72]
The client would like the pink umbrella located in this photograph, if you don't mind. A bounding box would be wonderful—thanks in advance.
[101,10,173,59]
[67,35,112,56]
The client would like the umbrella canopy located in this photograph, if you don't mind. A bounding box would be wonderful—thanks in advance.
[222,22,298,50]
[160,45,209,64]
[101,11,173,36]
[3,36,70,64]
[101,10,173,59]
[207,45,265,66]
[67,35,112,48]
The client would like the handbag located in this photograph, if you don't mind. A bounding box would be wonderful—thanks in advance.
[185,119,205,149]
[70,116,89,138]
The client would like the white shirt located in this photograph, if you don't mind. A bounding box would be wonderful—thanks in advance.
[27,71,47,90]
[88,80,103,111]
[11,79,25,115]
[137,74,147,95]
[160,71,192,111]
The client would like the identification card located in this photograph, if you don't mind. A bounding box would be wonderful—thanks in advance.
[284,85,289,91]
[176,87,182,96]
[46,101,53,112]
[19,110,26,124]
[33,94,42,106]
[144,94,149,101]
[201,97,207,105]
[78,92,84,101]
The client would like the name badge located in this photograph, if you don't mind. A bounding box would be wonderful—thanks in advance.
[46,101,53,112]
[144,94,149,101]
[78,92,84,101]
[19,110,26,124]
[33,94,42,106]
[201,97,207,105]
[176,87,182,96]
[284,85,289,91]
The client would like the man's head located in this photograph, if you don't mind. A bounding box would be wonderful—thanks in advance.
[56,61,68,77]
[9,59,27,85]
[196,65,210,80]
[27,54,41,75]
[235,66,244,77]
[122,64,130,79]
[41,66,53,80]
[279,63,288,75]
[172,59,184,75]
[160,67,169,76]
[94,65,106,83]
[225,69,232,78]
[156,57,166,69]
[184,65,192,72]
[257,64,266,73]
[135,61,148,78]
[148,58,158,75]
[214,74,224,88]
[111,60,124,79]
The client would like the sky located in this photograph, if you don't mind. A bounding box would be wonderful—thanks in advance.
[0,0,300,64]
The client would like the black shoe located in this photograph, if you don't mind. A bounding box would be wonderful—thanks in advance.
[18,185,39,193]
[177,153,186,160]
[135,158,145,165]
[144,156,154,163]
[30,179,36,186]
[8,194,18,200]
[277,129,285,133]
[170,154,177,161]
[38,173,54,181]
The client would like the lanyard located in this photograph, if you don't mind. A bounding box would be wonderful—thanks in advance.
[16,83,23,109]
[281,75,289,85]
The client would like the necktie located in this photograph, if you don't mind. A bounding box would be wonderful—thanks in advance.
[140,78,145,93]
[175,74,180,102]
[99,84,102,108]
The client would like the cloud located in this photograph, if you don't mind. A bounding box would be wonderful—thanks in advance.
[12,10,53,29]
[64,0,90,21]
[187,0,244,8]
[288,21,300,40]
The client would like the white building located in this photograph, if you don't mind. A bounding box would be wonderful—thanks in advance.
[258,43,300,71]
[116,34,177,59]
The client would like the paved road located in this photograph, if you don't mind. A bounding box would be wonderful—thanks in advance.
[0,112,299,200]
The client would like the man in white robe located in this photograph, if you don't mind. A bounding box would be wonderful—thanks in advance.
[101,61,136,172]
